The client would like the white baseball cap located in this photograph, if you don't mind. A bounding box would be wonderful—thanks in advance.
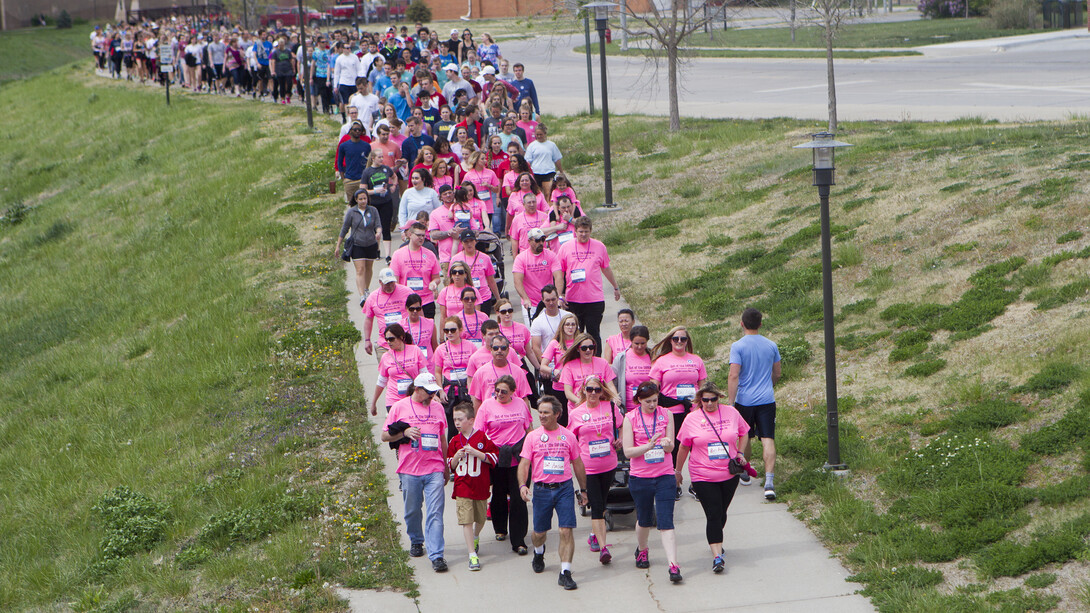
[481,66,496,75]
[443,63,459,72]
[378,268,397,284]
[414,372,441,392]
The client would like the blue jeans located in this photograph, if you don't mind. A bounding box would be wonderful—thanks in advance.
[629,474,677,530]
[491,203,506,236]
[400,472,446,560]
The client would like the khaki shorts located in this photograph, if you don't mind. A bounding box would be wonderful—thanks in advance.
[344,179,361,204]
[456,497,488,525]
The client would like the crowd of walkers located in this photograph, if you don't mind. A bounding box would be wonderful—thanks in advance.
[91,14,785,591]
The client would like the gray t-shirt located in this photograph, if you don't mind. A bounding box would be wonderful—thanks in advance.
[207,41,227,64]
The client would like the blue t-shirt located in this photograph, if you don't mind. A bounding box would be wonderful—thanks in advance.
[313,48,330,78]
[728,334,780,406]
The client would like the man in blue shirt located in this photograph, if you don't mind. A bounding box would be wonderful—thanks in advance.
[400,116,434,164]
[726,308,781,500]
[511,63,540,114]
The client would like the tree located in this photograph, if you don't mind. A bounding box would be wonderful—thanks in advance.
[811,0,847,133]
[609,0,731,132]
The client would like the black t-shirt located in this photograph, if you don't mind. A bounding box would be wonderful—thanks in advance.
[361,165,396,206]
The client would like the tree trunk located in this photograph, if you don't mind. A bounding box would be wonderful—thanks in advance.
[825,28,837,133]
[667,43,681,131]
[791,0,797,43]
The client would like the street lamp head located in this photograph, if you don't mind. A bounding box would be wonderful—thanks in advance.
[582,1,616,22]
[794,132,852,187]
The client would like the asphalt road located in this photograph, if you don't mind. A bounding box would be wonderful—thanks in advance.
[502,29,1090,122]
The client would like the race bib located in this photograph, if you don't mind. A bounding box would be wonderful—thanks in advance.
[396,378,411,395]
[588,439,610,458]
[419,433,439,451]
[471,276,482,287]
[407,276,424,290]
[477,189,491,201]
[419,346,429,360]
[543,455,565,475]
[558,231,573,244]
[645,445,665,464]
[570,268,586,284]
[454,211,471,227]
[451,367,467,380]
[676,384,696,401]
[384,311,402,326]
[708,441,729,461]
[470,338,483,349]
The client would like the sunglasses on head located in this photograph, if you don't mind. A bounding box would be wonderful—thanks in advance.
[585,386,602,393]
[671,336,688,343]
[579,344,595,352]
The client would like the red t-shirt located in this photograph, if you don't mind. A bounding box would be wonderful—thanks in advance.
[447,429,498,500]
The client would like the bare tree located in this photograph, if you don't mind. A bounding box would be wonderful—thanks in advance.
[812,0,847,132]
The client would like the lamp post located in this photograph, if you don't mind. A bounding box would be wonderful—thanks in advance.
[583,1,617,209]
[297,0,314,129]
[793,132,852,472]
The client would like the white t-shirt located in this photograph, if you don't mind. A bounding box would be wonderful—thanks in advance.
[349,92,381,130]
[525,140,563,175]
[529,308,571,348]
[334,52,362,87]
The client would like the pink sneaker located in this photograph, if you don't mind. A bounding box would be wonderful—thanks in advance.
[599,547,612,564]
[587,534,600,552]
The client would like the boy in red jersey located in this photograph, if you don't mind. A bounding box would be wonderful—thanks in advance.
[446,402,499,571]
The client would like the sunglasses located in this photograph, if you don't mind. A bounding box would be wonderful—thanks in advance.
[585,386,602,393]
[422,389,437,396]
[530,237,545,242]
[671,336,689,343]
[444,327,459,333]
[462,296,476,302]
[450,269,466,275]
[491,346,509,351]
[579,345,595,352]
[384,336,397,342]
[498,308,514,314]
[495,387,512,394]
[408,306,422,312]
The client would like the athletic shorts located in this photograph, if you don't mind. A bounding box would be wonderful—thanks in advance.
[533,172,555,186]
[349,243,380,260]
[338,84,356,106]
[734,401,776,439]
[213,64,224,79]
[456,497,487,525]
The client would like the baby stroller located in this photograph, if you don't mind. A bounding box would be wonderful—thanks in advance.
[474,230,507,300]
[581,449,637,531]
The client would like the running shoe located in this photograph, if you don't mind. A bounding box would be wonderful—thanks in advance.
[409,543,424,557]
[495,533,507,541]
[432,557,448,572]
[634,547,650,569]
[675,486,682,501]
[599,547,612,565]
[712,555,725,574]
[764,485,776,501]
[739,474,752,486]
[587,534,600,552]
[558,570,578,590]
[688,484,699,501]
[468,554,480,571]
[669,564,683,583]
[532,547,546,573]
[516,545,528,555]
[486,506,492,520]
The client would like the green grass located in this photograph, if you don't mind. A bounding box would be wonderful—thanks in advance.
[577,42,920,58]
[0,26,91,83]
[0,68,410,609]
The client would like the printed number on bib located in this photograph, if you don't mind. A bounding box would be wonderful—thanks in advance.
[451,367,467,380]
[708,441,729,461]
[471,276,482,287]
[396,378,411,395]
[570,268,586,284]
[543,456,565,475]
[644,445,665,464]
[588,439,610,458]
[675,384,696,401]
[558,231,573,244]
[477,190,491,201]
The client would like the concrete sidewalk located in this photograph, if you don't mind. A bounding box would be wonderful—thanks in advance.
[337,241,874,613]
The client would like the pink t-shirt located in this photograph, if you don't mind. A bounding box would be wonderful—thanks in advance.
[510,209,551,252]
[512,249,560,308]
[621,349,653,413]
[436,283,482,319]
[435,339,475,382]
[377,344,430,406]
[649,352,707,413]
[433,173,454,191]
[457,308,488,346]
[606,333,631,359]
[384,396,448,476]
[541,338,573,391]
[449,250,496,302]
[363,284,415,349]
[467,344,519,377]
[626,407,674,478]
[568,402,622,475]
[430,204,486,264]
[520,425,580,484]
[501,171,520,197]
[556,238,611,304]
[464,168,499,214]
[468,359,532,400]
[403,316,436,364]
[498,321,532,358]
[389,245,440,304]
[677,405,749,483]
[558,356,616,397]
[475,397,533,463]
[506,189,548,217]
[549,186,580,208]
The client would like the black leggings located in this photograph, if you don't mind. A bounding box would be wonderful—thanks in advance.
[375,201,394,241]
[586,469,615,520]
[273,74,293,100]
[566,300,605,356]
[691,478,740,545]
[671,412,686,468]
[490,463,528,550]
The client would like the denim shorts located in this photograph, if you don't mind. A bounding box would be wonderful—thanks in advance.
[531,481,576,533]
[628,474,676,530]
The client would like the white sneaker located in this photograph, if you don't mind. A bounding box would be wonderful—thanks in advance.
[739,474,752,486]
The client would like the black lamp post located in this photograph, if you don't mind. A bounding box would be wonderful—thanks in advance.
[583,1,617,209]
[794,132,852,472]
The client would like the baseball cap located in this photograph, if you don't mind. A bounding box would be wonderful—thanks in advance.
[378,268,397,284]
[414,372,441,392]
[459,229,476,242]
[481,66,496,75]
[443,63,459,72]
[451,28,460,35]
[527,228,546,240]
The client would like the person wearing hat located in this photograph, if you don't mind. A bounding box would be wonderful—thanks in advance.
[336,120,373,204]
[381,372,451,573]
[362,268,414,358]
[449,229,500,315]
[444,28,461,57]
[441,63,476,112]
[481,65,518,101]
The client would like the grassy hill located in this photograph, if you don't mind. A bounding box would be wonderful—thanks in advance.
[554,115,1090,611]
[0,26,91,83]
[0,66,411,611]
